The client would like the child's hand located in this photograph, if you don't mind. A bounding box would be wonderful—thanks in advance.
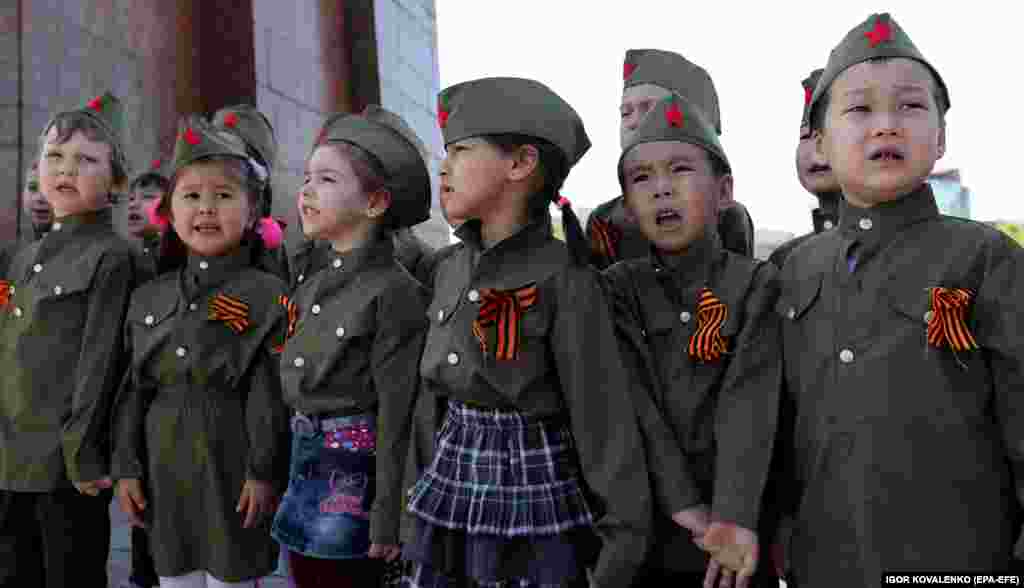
[368,543,402,562]
[116,478,147,528]
[698,522,759,588]
[75,477,112,497]
[236,479,278,529]
[671,504,711,540]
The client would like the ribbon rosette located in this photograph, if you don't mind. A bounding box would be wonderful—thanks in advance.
[208,293,250,334]
[927,287,978,354]
[589,217,622,262]
[472,283,538,361]
[688,288,729,363]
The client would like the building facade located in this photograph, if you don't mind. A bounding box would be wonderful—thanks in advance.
[927,168,971,220]
[1,0,448,249]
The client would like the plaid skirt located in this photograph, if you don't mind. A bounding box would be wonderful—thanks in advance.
[403,401,598,587]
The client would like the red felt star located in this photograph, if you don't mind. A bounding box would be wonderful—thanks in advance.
[665,100,684,128]
[151,158,162,170]
[87,95,103,111]
[623,62,637,81]
[438,109,449,129]
[315,127,328,145]
[864,16,893,48]
[223,112,239,128]
[804,85,812,106]
[184,127,200,146]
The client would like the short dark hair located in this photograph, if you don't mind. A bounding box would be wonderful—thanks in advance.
[811,57,948,132]
[41,112,129,185]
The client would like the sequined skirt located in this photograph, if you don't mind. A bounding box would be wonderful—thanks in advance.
[272,412,376,559]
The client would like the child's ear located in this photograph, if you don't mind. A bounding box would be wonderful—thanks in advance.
[507,145,540,183]
[716,174,735,214]
[936,126,947,160]
[366,188,392,219]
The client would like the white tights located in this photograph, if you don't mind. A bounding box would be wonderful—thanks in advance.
[158,570,263,588]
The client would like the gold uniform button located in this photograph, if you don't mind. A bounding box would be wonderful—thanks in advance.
[175,347,187,358]
[189,303,198,311]
[679,311,691,324]
[144,315,155,326]
[858,218,873,231]
[839,349,854,364]
[13,307,22,318]
[336,327,346,338]
[333,259,343,269]
[823,220,835,230]
[199,261,209,270]
[311,304,321,315]
[53,286,62,296]
[467,290,480,303]
[32,264,42,274]
[294,357,305,368]
[447,352,460,366]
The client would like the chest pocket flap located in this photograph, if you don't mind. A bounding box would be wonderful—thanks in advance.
[36,247,105,301]
[776,272,822,323]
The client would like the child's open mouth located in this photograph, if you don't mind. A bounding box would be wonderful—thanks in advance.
[194,223,222,234]
[655,208,683,227]
[56,183,77,194]
[128,213,144,223]
[868,146,906,162]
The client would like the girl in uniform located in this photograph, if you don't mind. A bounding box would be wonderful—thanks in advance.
[111,116,291,588]
[271,105,430,587]
[401,77,651,588]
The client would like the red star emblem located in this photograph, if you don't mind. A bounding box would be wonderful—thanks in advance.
[665,100,684,128]
[864,16,893,48]
[151,158,162,170]
[87,95,103,111]
[804,85,813,106]
[623,62,637,81]
[223,112,239,128]
[315,127,328,145]
[184,127,200,146]
[438,106,449,129]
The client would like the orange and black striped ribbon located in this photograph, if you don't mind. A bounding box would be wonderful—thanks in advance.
[688,288,729,362]
[272,294,299,354]
[927,287,978,353]
[472,283,538,361]
[0,280,11,309]
[209,293,250,334]
[589,218,621,262]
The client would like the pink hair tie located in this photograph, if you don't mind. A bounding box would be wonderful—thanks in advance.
[556,195,571,209]
[257,216,284,249]
[145,199,169,232]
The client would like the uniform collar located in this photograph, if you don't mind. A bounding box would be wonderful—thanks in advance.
[650,228,722,287]
[838,183,939,252]
[183,243,252,293]
[812,192,841,233]
[326,234,395,274]
[49,207,113,235]
[454,214,554,256]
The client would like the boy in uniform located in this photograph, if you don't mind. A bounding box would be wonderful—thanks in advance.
[604,85,781,587]
[588,49,755,269]
[0,92,139,587]
[778,14,1024,585]
[23,163,54,242]
[769,68,842,267]
[117,156,170,282]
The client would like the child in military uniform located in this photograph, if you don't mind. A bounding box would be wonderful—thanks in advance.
[22,162,54,241]
[212,104,291,282]
[604,90,781,587]
[768,69,842,267]
[111,117,291,588]
[778,13,1024,586]
[588,49,756,269]
[0,92,139,588]
[271,105,430,587]
[401,77,651,588]
[118,156,170,283]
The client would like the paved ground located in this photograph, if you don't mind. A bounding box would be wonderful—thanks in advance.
[108,502,289,587]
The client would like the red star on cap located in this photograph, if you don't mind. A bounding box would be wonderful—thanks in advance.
[315,127,328,145]
[87,96,103,111]
[665,100,684,128]
[184,127,200,146]
[864,16,893,48]
[804,85,812,106]
[223,112,239,128]
[623,62,637,81]
[151,158,162,170]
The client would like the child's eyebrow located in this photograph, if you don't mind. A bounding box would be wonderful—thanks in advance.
[623,162,653,175]
[893,84,930,94]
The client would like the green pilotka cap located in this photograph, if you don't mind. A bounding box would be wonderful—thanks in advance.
[624,49,722,135]
[170,116,255,176]
[619,92,729,178]
[212,105,278,172]
[437,77,591,168]
[801,69,824,128]
[314,105,431,229]
[808,13,950,129]
[44,91,128,172]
